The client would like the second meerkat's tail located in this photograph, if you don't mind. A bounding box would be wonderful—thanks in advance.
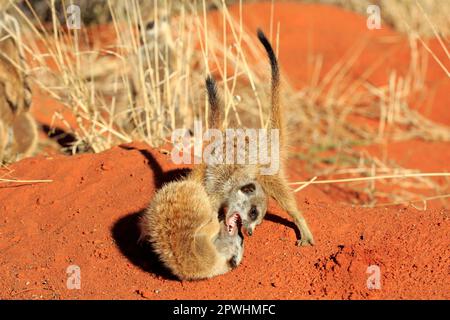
[205,75,223,130]
[257,29,286,151]
[189,75,222,180]
[189,75,223,178]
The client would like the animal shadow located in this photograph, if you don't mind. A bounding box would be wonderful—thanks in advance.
[42,125,76,149]
[265,213,301,240]
[111,209,176,280]
[111,144,190,280]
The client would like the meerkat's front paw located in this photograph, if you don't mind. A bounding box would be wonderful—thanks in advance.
[296,236,315,247]
[294,217,315,246]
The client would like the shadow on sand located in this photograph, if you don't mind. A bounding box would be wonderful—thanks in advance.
[111,145,190,280]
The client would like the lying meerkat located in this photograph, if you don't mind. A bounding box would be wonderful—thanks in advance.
[140,179,245,280]
[0,34,37,162]
[190,30,314,246]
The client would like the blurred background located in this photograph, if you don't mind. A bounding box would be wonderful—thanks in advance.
[0,0,449,207]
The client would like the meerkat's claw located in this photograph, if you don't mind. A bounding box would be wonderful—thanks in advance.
[296,237,315,247]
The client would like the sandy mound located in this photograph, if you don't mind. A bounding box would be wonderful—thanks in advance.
[0,142,448,299]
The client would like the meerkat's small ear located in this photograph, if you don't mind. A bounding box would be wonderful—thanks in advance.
[205,75,222,129]
[0,36,20,66]
[23,80,32,110]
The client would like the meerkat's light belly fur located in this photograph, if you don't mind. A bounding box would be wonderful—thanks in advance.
[0,35,37,162]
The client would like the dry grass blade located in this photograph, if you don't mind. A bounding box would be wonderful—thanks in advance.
[0,178,53,184]
[294,176,317,193]
[290,173,450,186]
[365,193,450,209]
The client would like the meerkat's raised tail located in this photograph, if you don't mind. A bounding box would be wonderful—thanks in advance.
[256,29,315,246]
[206,75,222,130]
[257,29,285,150]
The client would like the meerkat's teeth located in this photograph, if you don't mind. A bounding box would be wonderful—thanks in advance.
[226,213,242,235]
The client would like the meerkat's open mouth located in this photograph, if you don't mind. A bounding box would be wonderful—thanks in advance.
[226,212,242,235]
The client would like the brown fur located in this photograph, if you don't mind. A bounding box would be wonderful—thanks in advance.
[140,29,315,281]
[256,29,314,246]
[0,34,37,162]
[139,78,249,280]
[140,180,242,280]
[188,75,269,236]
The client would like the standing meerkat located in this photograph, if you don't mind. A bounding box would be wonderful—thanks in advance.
[188,75,269,240]
[0,33,37,162]
[256,29,314,246]
[190,29,314,246]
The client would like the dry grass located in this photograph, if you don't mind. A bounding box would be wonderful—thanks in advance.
[0,177,52,183]
[1,0,449,207]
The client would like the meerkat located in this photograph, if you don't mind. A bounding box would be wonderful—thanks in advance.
[188,75,269,238]
[0,33,37,162]
[94,11,177,135]
[255,29,314,246]
[140,83,266,280]
[189,30,315,246]
[128,12,177,133]
[139,28,314,280]
[140,179,245,280]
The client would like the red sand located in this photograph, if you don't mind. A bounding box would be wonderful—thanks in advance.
[0,143,448,299]
[1,3,449,299]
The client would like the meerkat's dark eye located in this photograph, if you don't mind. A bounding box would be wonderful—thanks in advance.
[240,183,255,194]
[249,206,258,220]
[146,21,155,30]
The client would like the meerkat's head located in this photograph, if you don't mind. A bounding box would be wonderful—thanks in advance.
[222,179,268,238]
[139,10,172,48]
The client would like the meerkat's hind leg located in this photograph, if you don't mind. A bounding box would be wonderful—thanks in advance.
[259,175,315,246]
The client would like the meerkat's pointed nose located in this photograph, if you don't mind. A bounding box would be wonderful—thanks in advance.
[247,228,253,236]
